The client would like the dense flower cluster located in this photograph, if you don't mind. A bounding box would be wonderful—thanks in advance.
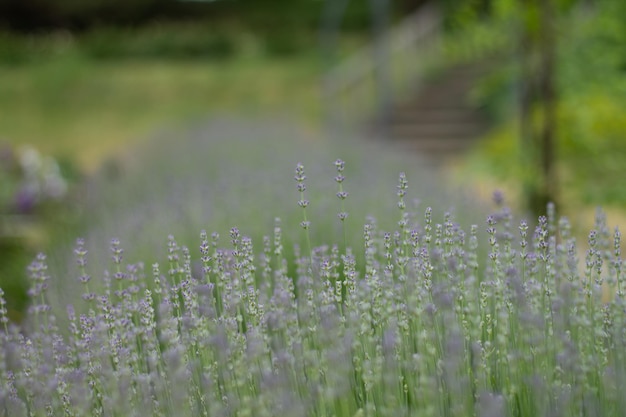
[1,164,625,417]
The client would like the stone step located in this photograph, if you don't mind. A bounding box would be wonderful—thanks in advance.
[379,60,493,167]
[396,92,479,108]
[425,63,492,84]
[391,108,484,124]
[403,87,479,107]
[395,102,474,112]
[391,137,477,153]
[389,121,486,139]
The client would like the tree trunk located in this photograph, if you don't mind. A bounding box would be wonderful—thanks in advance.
[538,0,557,212]
[519,0,558,218]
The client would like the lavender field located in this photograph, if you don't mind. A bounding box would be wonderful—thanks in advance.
[1,120,625,417]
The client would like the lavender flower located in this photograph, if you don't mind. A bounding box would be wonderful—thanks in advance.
[2,162,625,417]
[295,163,312,262]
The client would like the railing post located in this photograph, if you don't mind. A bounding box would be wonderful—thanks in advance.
[369,0,393,127]
[323,1,442,131]
[320,0,352,132]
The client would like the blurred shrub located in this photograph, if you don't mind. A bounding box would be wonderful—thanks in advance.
[0,30,75,65]
[0,0,412,37]
[0,23,237,64]
[0,0,374,32]
[0,0,169,30]
[0,145,69,216]
[80,24,236,60]
[456,0,626,211]
[0,240,29,323]
[467,90,626,210]
[558,94,626,205]
[0,33,29,64]
[0,143,74,323]
[262,31,309,57]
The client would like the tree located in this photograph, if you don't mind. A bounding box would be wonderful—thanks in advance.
[518,0,558,216]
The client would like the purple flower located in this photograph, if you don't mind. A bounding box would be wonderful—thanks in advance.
[13,185,38,214]
[492,190,504,206]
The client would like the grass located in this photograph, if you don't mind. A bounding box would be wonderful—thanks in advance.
[0,34,324,172]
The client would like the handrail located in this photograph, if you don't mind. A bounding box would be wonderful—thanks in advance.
[323,2,443,129]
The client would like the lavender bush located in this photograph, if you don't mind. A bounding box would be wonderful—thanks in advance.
[2,159,625,417]
[45,117,481,318]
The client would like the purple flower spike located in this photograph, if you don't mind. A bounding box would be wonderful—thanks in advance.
[13,186,38,214]
[493,190,504,206]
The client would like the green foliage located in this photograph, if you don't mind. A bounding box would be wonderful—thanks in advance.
[468,94,626,209]
[0,144,76,323]
[0,239,30,322]
[0,31,76,65]
[559,95,626,204]
[456,0,626,211]
[0,0,376,33]
[0,0,167,29]
[262,31,308,57]
[80,24,237,60]
[0,22,240,63]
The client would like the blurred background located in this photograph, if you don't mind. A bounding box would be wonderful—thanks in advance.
[1,0,625,322]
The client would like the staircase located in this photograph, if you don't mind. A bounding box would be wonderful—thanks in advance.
[380,62,491,167]
[324,3,493,168]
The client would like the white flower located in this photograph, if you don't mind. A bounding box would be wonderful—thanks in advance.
[19,146,42,177]
[42,158,67,198]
